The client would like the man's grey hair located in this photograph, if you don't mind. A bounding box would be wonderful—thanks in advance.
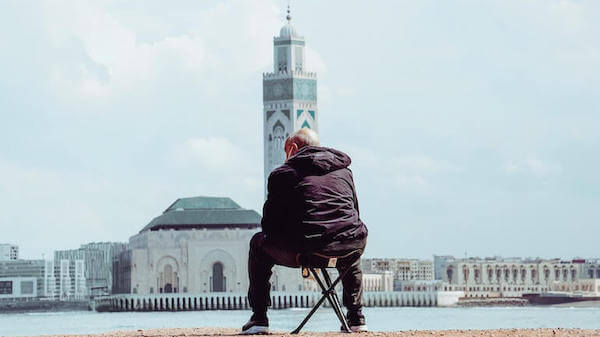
[286,128,320,149]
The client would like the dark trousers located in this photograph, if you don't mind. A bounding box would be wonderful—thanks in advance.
[247,232,365,314]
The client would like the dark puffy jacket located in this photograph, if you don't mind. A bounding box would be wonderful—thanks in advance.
[261,146,368,253]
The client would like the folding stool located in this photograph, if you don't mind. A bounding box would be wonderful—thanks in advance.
[291,249,362,334]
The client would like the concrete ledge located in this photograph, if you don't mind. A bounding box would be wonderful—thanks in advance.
[34,327,600,337]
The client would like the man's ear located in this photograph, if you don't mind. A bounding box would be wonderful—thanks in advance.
[286,142,299,160]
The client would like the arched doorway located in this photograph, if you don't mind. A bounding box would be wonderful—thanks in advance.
[212,262,226,292]
[156,256,179,294]
[161,264,176,293]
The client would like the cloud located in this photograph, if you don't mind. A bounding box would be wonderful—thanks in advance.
[388,156,461,192]
[174,137,247,172]
[0,160,127,256]
[171,137,263,199]
[503,158,563,178]
[305,47,327,75]
[39,0,281,102]
[345,146,461,193]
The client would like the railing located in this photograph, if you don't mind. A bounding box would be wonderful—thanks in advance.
[94,291,464,312]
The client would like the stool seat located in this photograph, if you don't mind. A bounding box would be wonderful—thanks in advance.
[297,249,362,269]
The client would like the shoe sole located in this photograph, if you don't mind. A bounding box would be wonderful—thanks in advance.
[340,325,368,333]
[350,325,368,333]
[240,326,269,335]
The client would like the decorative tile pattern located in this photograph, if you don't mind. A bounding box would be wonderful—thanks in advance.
[263,78,317,102]
[292,78,317,101]
[263,78,293,101]
[274,39,305,46]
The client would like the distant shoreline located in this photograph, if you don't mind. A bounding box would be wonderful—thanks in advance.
[457,297,529,307]
[0,300,90,314]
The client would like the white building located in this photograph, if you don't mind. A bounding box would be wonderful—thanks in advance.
[0,277,38,300]
[437,256,588,297]
[582,259,600,279]
[362,271,394,292]
[44,259,86,301]
[79,242,128,294]
[362,258,434,282]
[0,260,45,299]
[263,8,318,195]
[114,196,304,295]
[551,279,600,295]
[0,244,18,261]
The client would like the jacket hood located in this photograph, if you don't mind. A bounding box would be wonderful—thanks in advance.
[286,146,351,175]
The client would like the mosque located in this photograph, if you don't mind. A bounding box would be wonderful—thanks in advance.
[113,10,317,296]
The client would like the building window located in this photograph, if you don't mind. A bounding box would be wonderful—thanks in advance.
[20,281,33,295]
[0,281,12,294]
[278,47,288,73]
[212,262,226,292]
[295,46,303,71]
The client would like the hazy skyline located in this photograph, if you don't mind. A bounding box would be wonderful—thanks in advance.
[1,0,599,260]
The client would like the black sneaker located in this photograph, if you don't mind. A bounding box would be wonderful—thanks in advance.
[345,310,367,332]
[241,312,269,335]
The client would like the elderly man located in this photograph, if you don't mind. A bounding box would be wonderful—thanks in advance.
[242,129,368,334]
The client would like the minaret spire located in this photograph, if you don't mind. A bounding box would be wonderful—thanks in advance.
[286,1,292,22]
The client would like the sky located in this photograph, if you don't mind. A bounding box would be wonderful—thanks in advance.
[1,0,599,260]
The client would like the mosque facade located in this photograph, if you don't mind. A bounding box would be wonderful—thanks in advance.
[263,9,318,194]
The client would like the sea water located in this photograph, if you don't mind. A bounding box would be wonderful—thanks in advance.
[1,307,600,336]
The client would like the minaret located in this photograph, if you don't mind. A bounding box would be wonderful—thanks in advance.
[263,5,318,196]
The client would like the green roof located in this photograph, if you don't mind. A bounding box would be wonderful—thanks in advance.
[141,196,260,233]
[164,196,241,213]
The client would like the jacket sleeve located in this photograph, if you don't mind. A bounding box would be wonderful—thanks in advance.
[348,169,360,216]
[261,166,298,237]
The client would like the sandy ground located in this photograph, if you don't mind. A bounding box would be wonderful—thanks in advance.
[29,328,600,337]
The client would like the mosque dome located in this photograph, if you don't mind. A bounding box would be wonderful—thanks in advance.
[279,22,297,38]
[279,9,297,38]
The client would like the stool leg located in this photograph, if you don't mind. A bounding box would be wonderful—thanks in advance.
[322,269,351,333]
[291,269,329,334]
[292,267,353,334]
